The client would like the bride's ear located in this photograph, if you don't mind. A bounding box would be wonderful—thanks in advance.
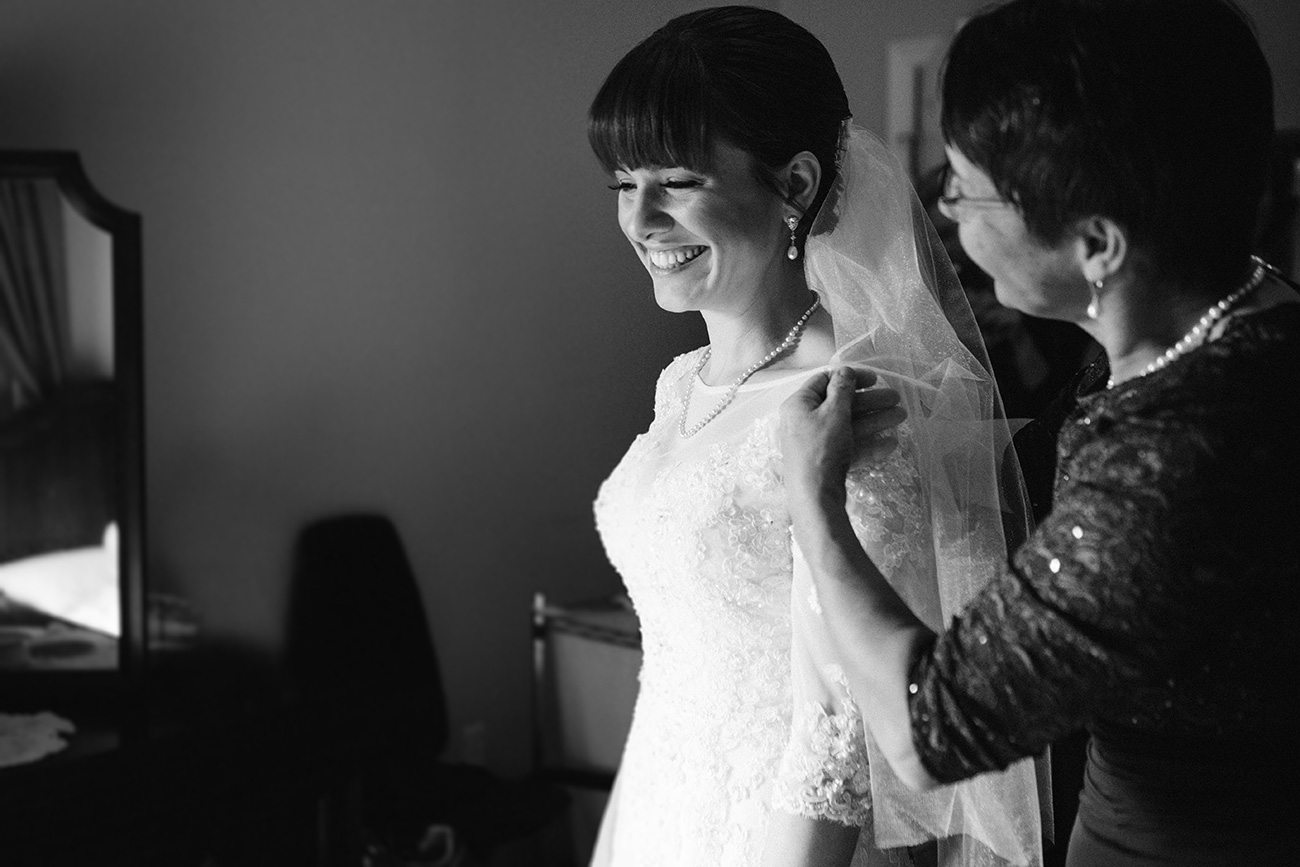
[781,151,822,213]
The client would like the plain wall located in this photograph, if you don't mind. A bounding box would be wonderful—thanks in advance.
[1,0,1295,776]
[0,0,731,775]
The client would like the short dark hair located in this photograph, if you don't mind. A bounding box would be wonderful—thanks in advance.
[941,0,1274,286]
[588,6,850,231]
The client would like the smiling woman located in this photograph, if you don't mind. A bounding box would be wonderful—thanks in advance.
[610,141,798,318]
[778,2,1300,866]
[583,6,1047,867]
[939,147,1082,321]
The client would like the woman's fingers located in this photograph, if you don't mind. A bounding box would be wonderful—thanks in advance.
[788,369,834,412]
[849,369,906,443]
[782,367,906,458]
[851,384,902,416]
[851,404,907,439]
[821,367,858,415]
[846,367,880,391]
[852,414,904,463]
[846,370,905,463]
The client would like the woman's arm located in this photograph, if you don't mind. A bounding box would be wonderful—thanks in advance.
[784,359,1236,795]
[780,366,940,790]
[759,368,923,865]
[793,478,940,789]
[779,366,1055,867]
[761,813,860,867]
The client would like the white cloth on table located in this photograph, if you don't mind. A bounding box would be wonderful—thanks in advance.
[0,711,75,768]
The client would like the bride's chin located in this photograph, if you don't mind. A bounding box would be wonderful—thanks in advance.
[651,282,700,314]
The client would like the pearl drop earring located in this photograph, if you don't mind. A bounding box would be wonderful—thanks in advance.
[786,215,800,261]
[1087,278,1104,320]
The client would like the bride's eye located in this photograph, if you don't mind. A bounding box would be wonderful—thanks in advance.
[607,177,701,193]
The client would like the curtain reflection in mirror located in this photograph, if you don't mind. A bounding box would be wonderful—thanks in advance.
[0,179,70,413]
[0,179,118,669]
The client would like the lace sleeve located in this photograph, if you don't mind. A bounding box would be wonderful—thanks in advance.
[772,425,930,827]
[780,424,1048,866]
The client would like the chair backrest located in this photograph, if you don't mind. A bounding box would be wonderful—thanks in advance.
[283,512,448,756]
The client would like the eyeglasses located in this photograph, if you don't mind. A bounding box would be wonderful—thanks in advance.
[937,164,1011,212]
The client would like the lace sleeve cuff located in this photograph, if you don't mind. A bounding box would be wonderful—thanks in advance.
[771,698,873,826]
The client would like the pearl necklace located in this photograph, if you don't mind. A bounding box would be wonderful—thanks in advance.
[679,297,821,438]
[1106,256,1268,389]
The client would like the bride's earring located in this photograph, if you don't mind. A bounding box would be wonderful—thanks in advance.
[1087,277,1104,320]
[785,215,800,261]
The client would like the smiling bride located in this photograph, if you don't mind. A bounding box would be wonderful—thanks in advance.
[586,6,1048,867]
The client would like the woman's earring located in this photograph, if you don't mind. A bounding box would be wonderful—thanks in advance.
[1087,278,1104,320]
[786,215,800,261]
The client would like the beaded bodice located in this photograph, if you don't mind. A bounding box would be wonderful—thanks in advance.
[592,349,900,866]
[594,345,1051,867]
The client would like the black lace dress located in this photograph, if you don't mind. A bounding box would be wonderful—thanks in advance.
[908,303,1300,866]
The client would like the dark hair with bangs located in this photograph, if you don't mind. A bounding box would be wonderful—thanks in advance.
[941,0,1273,288]
[588,6,850,239]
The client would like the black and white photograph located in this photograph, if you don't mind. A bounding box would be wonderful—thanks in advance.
[1,2,1298,865]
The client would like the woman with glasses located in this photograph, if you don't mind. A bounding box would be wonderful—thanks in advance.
[780,1,1299,865]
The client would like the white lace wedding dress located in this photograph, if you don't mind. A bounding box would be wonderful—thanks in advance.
[590,348,937,867]
[591,346,1045,867]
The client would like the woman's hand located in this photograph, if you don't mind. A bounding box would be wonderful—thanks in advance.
[780,366,906,517]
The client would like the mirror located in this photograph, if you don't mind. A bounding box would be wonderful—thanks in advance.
[0,153,144,710]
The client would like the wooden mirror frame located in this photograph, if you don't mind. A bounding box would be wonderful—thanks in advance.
[0,152,145,734]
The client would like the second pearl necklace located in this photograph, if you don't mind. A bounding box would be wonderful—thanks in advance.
[679,297,821,438]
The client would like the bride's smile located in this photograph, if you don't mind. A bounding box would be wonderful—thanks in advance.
[587,7,1049,864]
[645,244,707,273]
[613,140,788,315]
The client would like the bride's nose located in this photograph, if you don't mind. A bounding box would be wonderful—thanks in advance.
[621,187,673,242]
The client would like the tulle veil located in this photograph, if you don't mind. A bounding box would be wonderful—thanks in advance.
[806,122,1053,867]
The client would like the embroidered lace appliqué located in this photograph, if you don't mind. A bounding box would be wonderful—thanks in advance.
[772,695,872,825]
[592,350,929,866]
[845,435,926,581]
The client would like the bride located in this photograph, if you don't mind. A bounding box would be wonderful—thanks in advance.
[587,7,1048,866]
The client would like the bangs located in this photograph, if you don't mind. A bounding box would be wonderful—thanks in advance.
[588,39,716,174]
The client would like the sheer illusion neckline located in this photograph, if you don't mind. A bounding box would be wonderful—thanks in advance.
[692,362,830,394]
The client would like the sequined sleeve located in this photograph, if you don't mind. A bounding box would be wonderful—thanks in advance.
[909,310,1300,782]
